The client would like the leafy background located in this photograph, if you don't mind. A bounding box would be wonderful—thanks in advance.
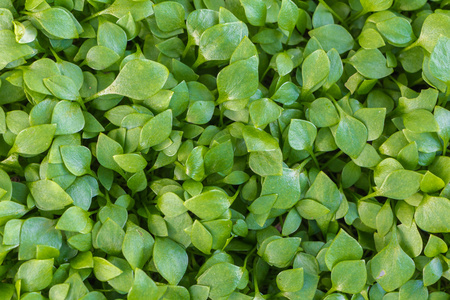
[0,0,450,299]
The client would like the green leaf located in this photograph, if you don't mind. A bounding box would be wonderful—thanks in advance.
[98,202,128,228]
[278,0,299,35]
[240,0,266,26]
[217,56,258,102]
[96,133,124,174]
[122,222,154,270]
[420,171,445,193]
[309,24,354,54]
[276,268,304,292]
[415,196,450,233]
[325,229,363,270]
[359,28,386,49]
[258,237,301,268]
[43,75,80,101]
[204,140,234,175]
[9,124,56,156]
[0,30,33,70]
[434,106,450,150]
[186,9,219,46]
[197,262,244,299]
[288,119,317,151]
[139,109,172,150]
[331,260,367,294]
[98,20,127,57]
[15,259,53,292]
[243,126,279,152]
[93,257,123,281]
[354,108,386,141]
[376,16,414,46]
[153,1,185,32]
[113,153,147,173]
[249,98,283,128]
[352,143,381,168]
[128,269,157,300]
[376,200,394,237]
[157,192,187,217]
[423,257,443,287]
[429,35,450,86]
[0,201,28,226]
[302,50,330,95]
[97,0,154,21]
[96,59,169,100]
[60,145,91,176]
[360,0,393,12]
[0,107,5,134]
[397,222,423,258]
[271,82,300,105]
[376,170,422,199]
[424,235,448,258]
[348,49,393,79]
[308,97,340,128]
[29,180,73,211]
[306,171,341,214]
[189,220,213,254]
[51,101,85,135]
[29,8,78,39]
[96,218,125,255]
[371,232,415,292]
[403,109,439,133]
[249,149,283,176]
[56,206,92,233]
[86,46,120,70]
[184,190,230,220]
[19,217,62,261]
[333,113,368,158]
[296,199,330,220]
[153,237,188,285]
[198,22,248,62]
[261,167,301,209]
[249,194,277,215]
[399,280,428,300]
[413,12,450,53]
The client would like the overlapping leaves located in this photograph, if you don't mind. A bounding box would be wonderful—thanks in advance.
[0,0,449,299]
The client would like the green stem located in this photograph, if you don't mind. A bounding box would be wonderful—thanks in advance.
[253,263,260,294]
[307,148,320,169]
[339,221,357,239]
[104,189,111,204]
[82,11,101,23]
[191,54,205,70]
[359,191,378,201]
[49,48,61,62]
[229,185,243,205]
[77,97,87,111]
[243,246,257,268]
[84,92,100,103]
[221,236,234,251]
[324,287,337,297]
[442,140,448,156]
[321,150,343,170]
[182,39,193,59]
[286,30,292,45]
[318,0,347,27]
[260,66,271,82]
[293,157,312,173]
[346,9,367,23]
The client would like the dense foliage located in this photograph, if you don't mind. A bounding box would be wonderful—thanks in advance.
[0,0,450,299]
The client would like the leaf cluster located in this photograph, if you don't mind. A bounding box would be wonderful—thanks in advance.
[0,0,450,299]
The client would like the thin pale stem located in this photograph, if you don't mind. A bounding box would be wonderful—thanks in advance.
[318,0,347,27]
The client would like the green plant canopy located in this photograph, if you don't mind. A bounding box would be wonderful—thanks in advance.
[0,0,449,299]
